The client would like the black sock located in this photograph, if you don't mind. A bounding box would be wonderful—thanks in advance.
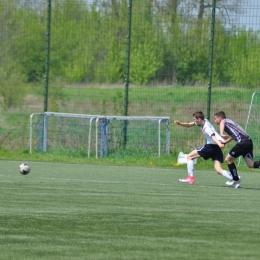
[253,161,260,169]
[228,163,239,181]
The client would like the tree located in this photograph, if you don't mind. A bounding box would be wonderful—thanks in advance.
[153,0,178,24]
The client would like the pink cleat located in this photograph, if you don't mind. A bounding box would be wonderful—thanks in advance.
[179,176,195,185]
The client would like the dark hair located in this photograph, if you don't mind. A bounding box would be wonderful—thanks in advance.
[193,111,204,120]
[214,111,226,119]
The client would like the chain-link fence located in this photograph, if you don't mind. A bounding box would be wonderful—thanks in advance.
[1,0,260,158]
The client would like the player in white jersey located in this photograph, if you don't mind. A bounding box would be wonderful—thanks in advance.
[174,111,233,185]
[214,111,260,187]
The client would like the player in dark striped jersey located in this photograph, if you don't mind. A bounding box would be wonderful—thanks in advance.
[214,111,260,188]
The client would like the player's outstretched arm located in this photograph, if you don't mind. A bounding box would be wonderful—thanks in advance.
[174,120,194,128]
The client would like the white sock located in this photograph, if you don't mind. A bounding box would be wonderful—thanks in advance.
[187,160,194,177]
[222,170,233,180]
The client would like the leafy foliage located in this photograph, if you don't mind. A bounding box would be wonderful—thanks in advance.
[1,0,260,87]
[130,42,164,84]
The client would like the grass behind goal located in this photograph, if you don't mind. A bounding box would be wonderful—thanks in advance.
[1,160,260,260]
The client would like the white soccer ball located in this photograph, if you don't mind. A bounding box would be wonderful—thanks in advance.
[19,163,31,175]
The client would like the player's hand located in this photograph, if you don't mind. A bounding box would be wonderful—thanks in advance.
[174,120,181,125]
[219,143,225,148]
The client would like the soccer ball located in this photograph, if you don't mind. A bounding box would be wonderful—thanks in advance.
[19,163,31,175]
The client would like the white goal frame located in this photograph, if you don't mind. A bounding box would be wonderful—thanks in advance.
[238,92,260,166]
[30,112,170,158]
[95,115,170,158]
[30,112,104,158]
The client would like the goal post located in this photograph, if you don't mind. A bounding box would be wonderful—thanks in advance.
[238,92,260,166]
[30,112,170,158]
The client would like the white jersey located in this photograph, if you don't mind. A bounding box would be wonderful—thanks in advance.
[195,119,224,145]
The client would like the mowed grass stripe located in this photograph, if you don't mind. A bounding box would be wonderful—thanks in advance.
[0,160,260,260]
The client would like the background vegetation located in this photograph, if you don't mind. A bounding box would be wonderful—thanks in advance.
[1,0,259,86]
[0,0,260,163]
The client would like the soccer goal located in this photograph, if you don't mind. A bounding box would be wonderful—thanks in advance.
[238,92,260,166]
[96,115,170,158]
[30,112,170,158]
[30,112,103,158]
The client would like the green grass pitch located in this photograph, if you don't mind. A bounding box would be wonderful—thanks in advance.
[1,160,260,260]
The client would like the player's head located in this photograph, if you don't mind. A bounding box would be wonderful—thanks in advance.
[214,111,226,119]
[214,111,226,125]
[193,111,204,126]
[193,111,204,120]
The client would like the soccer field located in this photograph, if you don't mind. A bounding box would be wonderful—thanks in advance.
[1,160,260,260]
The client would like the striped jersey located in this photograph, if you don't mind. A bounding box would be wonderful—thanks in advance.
[195,119,224,145]
[223,119,250,143]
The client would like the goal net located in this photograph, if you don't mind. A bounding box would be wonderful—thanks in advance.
[30,112,170,158]
[239,92,260,166]
[30,112,100,158]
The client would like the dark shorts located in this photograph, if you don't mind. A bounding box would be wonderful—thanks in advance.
[229,139,253,159]
[197,144,223,162]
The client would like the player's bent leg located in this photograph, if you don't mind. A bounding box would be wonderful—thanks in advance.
[187,150,200,178]
[244,156,260,169]
[179,149,199,185]
[225,154,240,182]
[225,154,234,164]
[187,149,200,161]
[213,160,224,175]
[244,156,254,168]
[213,160,233,184]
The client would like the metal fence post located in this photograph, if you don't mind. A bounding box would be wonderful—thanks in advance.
[44,0,52,112]
[207,0,216,120]
[123,0,132,149]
